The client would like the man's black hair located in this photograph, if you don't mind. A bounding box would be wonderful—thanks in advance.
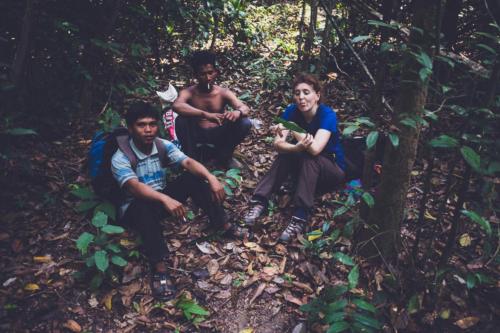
[189,50,217,73]
[125,102,160,127]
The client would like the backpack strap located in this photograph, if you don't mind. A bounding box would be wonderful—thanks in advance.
[116,135,138,170]
[154,138,170,168]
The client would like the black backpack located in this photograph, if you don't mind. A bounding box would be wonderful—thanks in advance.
[343,135,386,181]
[88,127,170,204]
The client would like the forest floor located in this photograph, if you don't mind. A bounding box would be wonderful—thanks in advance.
[2,60,500,332]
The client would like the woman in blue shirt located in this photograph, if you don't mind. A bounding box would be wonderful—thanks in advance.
[244,73,345,242]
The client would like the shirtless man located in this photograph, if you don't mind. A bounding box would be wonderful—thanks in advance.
[173,50,252,169]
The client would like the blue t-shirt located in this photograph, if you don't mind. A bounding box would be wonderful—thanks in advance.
[282,103,345,170]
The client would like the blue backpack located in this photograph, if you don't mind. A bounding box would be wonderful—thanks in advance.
[88,127,169,204]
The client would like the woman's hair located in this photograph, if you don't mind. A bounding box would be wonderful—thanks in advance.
[292,73,322,94]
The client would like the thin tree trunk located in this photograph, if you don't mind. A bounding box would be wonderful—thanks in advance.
[303,0,318,67]
[319,0,333,71]
[297,0,307,62]
[10,0,34,87]
[359,0,441,259]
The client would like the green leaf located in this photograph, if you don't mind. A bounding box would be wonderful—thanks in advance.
[362,192,375,208]
[3,128,38,136]
[75,200,99,213]
[225,178,237,188]
[460,146,481,172]
[106,243,121,253]
[90,273,104,290]
[70,187,96,200]
[342,125,359,136]
[101,225,125,234]
[466,273,476,289]
[224,185,234,196]
[94,201,116,221]
[111,255,128,267]
[367,20,399,30]
[352,298,377,313]
[333,252,355,266]
[477,43,497,55]
[327,320,350,333]
[352,35,371,43]
[94,250,109,272]
[85,255,95,267]
[400,118,417,128]
[76,232,94,255]
[273,117,306,133]
[351,322,376,333]
[416,52,433,69]
[226,168,241,180]
[366,131,379,150]
[352,313,381,329]
[429,135,459,148]
[435,55,455,68]
[348,265,360,289]
[475,272,494,284]
[92,211,108,228]
[328,299,348,312]
[461,210,492,236]
[407,294,419,314]
[325,311,345,324]
[388,133,399,147]
[419,67,432,82]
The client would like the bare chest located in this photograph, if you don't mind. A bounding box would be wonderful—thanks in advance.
[189,92,226,114]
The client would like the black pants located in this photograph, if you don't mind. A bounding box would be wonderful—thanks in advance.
[253,152,345,210]
[120,173,226,263]
[175,115,252,162]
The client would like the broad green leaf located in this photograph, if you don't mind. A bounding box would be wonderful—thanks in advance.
[328,299,348,312]
[435,55,455,68]
[75,200,99,212]
[342,125,359,136]
[366,131,379,150]
[407,294,419,314]
[226,168,241,180]
[94,201,116,221]
[76,232,94,255]
[351,322,376,333]
[429,135,459,148]
[101,225,125,234]
[90,273,104,290]
[94,250,109,272]
[352,313,381,329]
[400,118,417,128]
[357,117,375,127]
[352,298,377,313]
[362,192,375,208]
[466,273,476,289]
[348,265,359,289]
[106,243,121,253]
[225,178,237,188]
[461,209,492,236]
[460,146,481,172]
[224,185,234,196]
[388,133,399,147]
[85,255,95,267]
[327,320,350,333]
[477,43,497,55]
[333,252,355,266]
[475,272,494,284]
[419,67,432,82]
[92,211,108,228]
[111,255,127,267]
[417,52,432,69]
[325,311,345,324]
[273,117,306,133]
[4,128,38,136]
[70,187,96,200]
[352,35,371,43]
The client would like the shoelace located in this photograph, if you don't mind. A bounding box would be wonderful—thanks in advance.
[284,219,304,235]
[247,205,264,218]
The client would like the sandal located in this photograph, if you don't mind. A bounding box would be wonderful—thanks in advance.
[150,271,177,302]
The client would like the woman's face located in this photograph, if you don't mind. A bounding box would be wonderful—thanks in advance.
[293,82,320,114]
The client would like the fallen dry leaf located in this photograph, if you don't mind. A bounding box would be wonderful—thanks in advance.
[63,319,82,332]
[33,255,52,263]
[215,289,232,299]
[24,283,40,292]
[207,259,219,276]
[283,291,303,306]
[292,281,314,294]
[220,274,233,285]
[196,241,216,254]
[249,283,267,304]
[119,281,142,306]
[103,290,116,311]
[243,241,266,253]
[454,316,479,329]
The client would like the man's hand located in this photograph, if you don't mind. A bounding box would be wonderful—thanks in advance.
[297,133,313,150]
[223,110,241,122]
[203,111,224,125]
[207,175,225,203]
[162,196,186,219]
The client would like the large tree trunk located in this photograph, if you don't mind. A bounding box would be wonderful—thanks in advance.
[359,0,442,259]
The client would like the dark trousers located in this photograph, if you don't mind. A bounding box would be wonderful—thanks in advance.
[253,152,345,210]
[175,115,252,162]
[120,173,225,263]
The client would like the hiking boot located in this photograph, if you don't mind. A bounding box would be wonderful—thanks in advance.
[279,216,307,243]
[243,202,266,226]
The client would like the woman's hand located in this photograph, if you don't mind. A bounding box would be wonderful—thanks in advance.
[297,133,314,150]
[271,124,286,138]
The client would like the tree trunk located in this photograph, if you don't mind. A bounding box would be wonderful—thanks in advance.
[359,0,441,259]
[319,0,333,71]
[10,0,34,87]
[303,0,318,68]
[297,0,307,62]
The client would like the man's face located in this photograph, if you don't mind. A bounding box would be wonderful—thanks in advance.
[128,117,159,146]
[195,63,218,88]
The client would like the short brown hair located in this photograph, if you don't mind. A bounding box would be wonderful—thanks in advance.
[292,73,322,94]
